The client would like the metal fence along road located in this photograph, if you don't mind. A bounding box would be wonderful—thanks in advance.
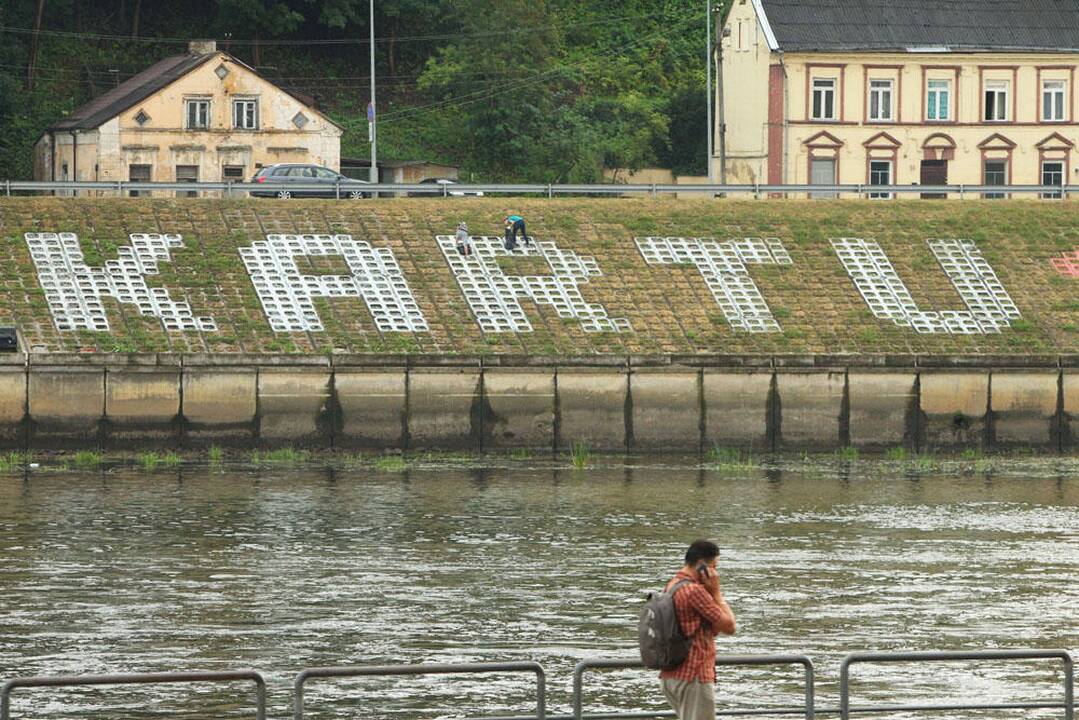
[0,650,1074,719]
[2,180,1079,199]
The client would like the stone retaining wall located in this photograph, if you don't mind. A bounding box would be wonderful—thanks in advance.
[2,353,1077,452]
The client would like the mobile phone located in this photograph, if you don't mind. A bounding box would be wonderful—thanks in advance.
[696,562,710,579]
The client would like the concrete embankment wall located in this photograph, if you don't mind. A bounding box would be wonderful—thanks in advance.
[2,353,1076,453]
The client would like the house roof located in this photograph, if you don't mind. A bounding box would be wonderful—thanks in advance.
[49,53,217,131]
[758,0,1079,53]
[48,49,340,132]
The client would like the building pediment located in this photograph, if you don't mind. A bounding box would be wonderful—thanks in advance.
[803,130,844,148]
[1036,132,1075,151]
[922,133,957,149]
[978,133,1017,150]
[863,132,901,149]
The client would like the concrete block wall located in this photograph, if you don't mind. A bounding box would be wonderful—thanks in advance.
[2,353,1079,453]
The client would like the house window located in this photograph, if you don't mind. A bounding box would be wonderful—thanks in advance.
[868,159,892,199]
[292,112,309,129]
[1042,160,1064,199]
[812,78,837,120]
[222,165,246,181]
[128,164,151,198]
[984,81,1009,121]
[233,98,259,130]
[1043,80,1066,122]
[927,79,950,121]
[134,109,151,126]
[185,98,210,129]
[175,164,199,198]
[868,79,893,121]
[983,160,1007,199]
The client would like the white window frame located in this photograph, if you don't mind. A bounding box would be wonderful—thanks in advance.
[984,80,1009,122]
[1042,80,1067,122]
[185,98,210,129]
[812,78,837,121]
[868,159,892,199]
[1041,160,1064,199]
[232,98,260,130]
[868,79,894,122]
[983,159,1007,199]
[926,79,951,121]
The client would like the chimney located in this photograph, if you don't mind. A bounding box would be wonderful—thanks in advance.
[189,40,217,55]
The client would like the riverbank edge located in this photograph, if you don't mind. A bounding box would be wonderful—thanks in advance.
[0,352,1074,452]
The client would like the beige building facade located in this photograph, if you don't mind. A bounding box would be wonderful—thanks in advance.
[34,41,341,187]
[719,0,1079,196]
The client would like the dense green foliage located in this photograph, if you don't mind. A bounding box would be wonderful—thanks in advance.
[0,0,710,181]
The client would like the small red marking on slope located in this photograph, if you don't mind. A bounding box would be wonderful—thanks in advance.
[1052,249,1079,278]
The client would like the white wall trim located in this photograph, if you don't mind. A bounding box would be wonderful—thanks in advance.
[750,0,779,51]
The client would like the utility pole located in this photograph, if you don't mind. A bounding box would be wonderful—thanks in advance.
[368,0,378,188]
[26,0,46,91]
[715,3,726,186]
[706,0,713,183]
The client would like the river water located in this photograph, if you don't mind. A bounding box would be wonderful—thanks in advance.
[1,459,1077,719]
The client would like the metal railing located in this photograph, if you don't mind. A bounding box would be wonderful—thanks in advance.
[292,661,546,720]
[0,651,1073,719]
[0,669,267,720]
[839,649,1074,719]
[572,655,815,720]
[1,179,1077,199]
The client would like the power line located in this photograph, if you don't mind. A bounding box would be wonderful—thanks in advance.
[376,13,698,124]
[0,10,675,47]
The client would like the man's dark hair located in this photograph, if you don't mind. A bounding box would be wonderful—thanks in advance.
[685,539,719,566]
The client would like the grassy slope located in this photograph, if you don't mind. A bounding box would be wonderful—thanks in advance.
[1,197,1077,355]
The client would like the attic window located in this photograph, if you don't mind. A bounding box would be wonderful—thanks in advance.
[292,112,309,129]
[215,64,229,80]
[134,109,150,126]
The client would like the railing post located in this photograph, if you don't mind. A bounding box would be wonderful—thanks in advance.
[4,180,9,197]
[547,184,553,199]
[1065,652,1074,720]
[959,184,965,200]
[651,183,657,199]
[839,656,851,720]
[335,180,341,200]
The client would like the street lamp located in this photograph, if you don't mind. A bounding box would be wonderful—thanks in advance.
[706,0,713,183]
[369,0,378,187]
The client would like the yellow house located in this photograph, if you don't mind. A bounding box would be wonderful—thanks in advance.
[719,0,1079,197]
[34,41,341,189]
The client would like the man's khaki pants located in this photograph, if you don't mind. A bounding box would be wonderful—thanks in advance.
[661,678,715,720]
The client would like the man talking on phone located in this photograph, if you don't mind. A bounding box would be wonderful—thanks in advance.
[660,539,737,720]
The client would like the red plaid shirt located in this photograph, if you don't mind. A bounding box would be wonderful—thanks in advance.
[658,569,728,683]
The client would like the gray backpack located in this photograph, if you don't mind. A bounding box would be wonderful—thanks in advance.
[638,579,692,669]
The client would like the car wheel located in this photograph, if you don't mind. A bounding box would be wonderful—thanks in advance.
[347,190,365,199]
[276,190,292,199]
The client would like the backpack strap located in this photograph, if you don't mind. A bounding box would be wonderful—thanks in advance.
[666,578,693,595]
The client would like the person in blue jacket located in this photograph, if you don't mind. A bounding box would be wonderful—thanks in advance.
[504,214,530,249]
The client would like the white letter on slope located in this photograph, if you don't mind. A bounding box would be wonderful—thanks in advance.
[436,235,630,333]
[832,238,1020,333]
[239,234,428,332]
[635,237,793,332]
[25,232,216,332]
